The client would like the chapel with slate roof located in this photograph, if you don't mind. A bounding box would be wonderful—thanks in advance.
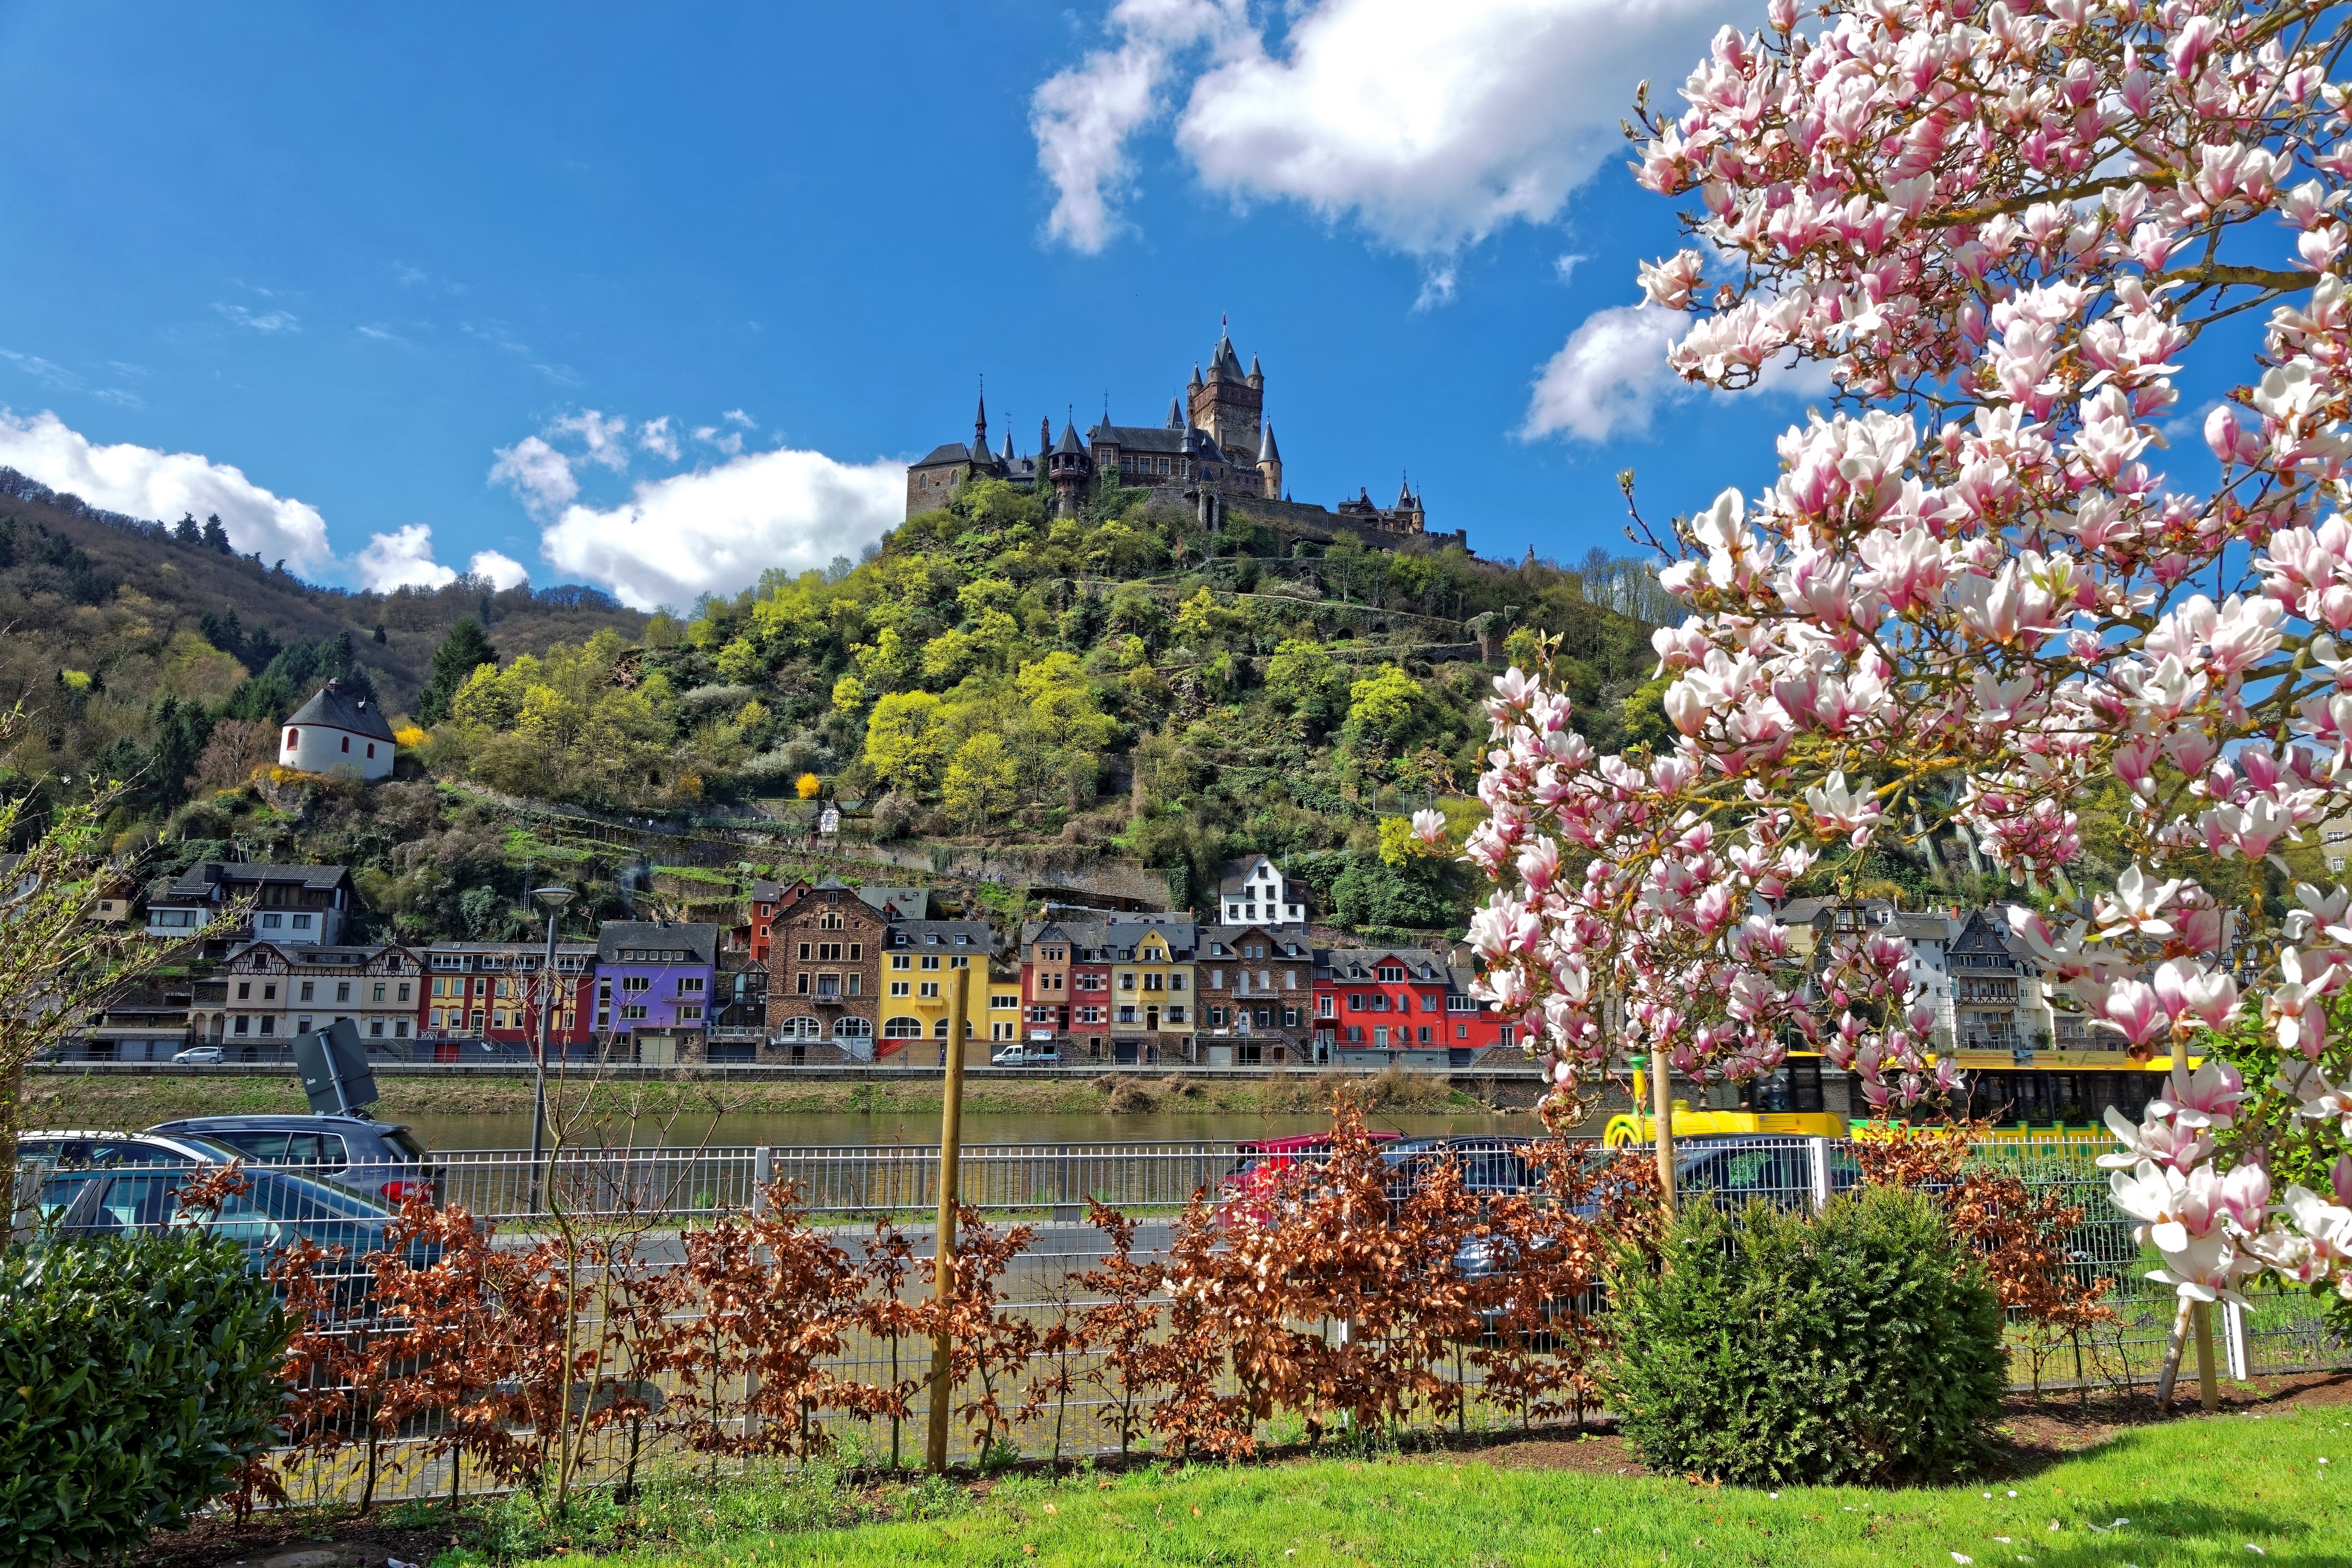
[903,323,1454,550]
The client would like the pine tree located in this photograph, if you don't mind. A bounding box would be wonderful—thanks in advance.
[200,513,231,552]
[416,619,498,727]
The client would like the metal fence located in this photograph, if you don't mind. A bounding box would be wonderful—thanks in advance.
[15,1135,2347,1504]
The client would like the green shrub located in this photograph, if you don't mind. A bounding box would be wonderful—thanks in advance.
[1604,1184,2006,1486]
[0,1232,288,1568]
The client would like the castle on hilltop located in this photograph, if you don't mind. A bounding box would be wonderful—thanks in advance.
[906,325,1462,552]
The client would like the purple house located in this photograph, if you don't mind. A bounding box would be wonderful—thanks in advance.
[594,921,718,1062]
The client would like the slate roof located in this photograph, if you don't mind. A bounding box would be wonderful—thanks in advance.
[913,442,982,468]
[855,885,931,921]
[161,863,353,902]
[284,682,395,742]
[887,918,1001,956]
[1317,947,1454,984]
[596,921,719,966]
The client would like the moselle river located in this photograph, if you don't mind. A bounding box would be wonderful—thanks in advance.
[402,1106,1540,1152]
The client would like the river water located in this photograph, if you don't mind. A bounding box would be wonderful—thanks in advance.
[402,1106,1540,1151]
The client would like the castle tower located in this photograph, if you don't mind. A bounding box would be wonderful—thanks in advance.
[973,388,988,458]
[1391,476,1425,534]
[1256,422,1282,500]
[1187,325,1263,467]
[1046,419,1093,518]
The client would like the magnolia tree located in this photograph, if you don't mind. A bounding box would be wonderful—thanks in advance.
[1456,0,2352,1392]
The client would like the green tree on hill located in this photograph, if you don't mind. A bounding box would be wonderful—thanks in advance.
[417,617,499,726]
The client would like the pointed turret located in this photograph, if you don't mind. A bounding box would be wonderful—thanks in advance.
[1188,363,1204,390]
[1046,417,1094,518]
[1001,429,1016,462]
[1246,352,1264,390]
[973,388,988,459]
[1256,421,1283,501]
[1166,395,1184,429]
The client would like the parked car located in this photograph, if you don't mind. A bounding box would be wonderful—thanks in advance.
[1379,1136,1540,1202]
[990,1045,1064,1067]
[15,1130,247,1223]
[1217,1130,1405,1225]
[144,1114,441,1204]
[172,1046,224,1064]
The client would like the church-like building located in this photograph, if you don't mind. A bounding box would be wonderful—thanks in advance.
[905,326,1455,550]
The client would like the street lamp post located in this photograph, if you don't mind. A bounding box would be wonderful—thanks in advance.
[529,885,575,1211]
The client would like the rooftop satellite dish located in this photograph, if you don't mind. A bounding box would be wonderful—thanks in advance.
[294,1017,379,1117]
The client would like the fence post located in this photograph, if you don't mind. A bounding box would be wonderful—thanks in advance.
[2223,1297,2251,1383]
[753,1146,773,1216]
[1806,1136,1832,1213]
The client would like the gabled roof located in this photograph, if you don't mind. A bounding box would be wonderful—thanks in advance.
[1217,856,1285,896]
[1318,947,1454,984]
[285,682,395,742]
[889,918,1000,955]
[913,442,980,469]
[596,921,718,966]
[856,885,931,921]
[1201,923,1312,952]
[1088,422,1194,456]
[162,862,354,901]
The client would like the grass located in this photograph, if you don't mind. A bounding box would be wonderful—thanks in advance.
[26,1066,1508,1127]
[454,1403,2350,1568]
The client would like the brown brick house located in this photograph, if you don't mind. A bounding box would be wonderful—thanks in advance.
[764,879,885,1060]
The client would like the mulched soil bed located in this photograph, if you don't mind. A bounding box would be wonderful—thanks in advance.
[1480,1368,2352,1481]
[128,1369,2352,1567]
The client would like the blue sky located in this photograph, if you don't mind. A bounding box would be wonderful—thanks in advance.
[0,0,1826,610]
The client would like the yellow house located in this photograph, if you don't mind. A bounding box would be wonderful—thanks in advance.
[1108,915,1197,1058]
[985,960,1024,1049]
[879,918,992,1063]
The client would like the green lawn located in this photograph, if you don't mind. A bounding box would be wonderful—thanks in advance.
[518,1406,2348,1568]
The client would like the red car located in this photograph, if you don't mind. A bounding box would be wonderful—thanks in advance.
[1217,1131,1403,1225]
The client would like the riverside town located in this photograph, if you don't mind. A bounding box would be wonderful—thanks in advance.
[4,3,2350,1565]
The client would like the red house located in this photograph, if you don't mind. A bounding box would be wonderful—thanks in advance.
[1313,946,1511,1068]
[418,940,600,1059]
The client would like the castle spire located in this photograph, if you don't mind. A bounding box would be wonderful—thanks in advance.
[1258,422,1281,463]
[1166,394,1184,429]
[973,379,988,456]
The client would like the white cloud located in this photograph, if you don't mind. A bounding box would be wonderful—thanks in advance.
[214,303,299,333]
[1554,253,1590,284]
[468,549,531,590]
[550,409,632,472]
[356,524,460,591]
[539,447,906,611]
[1521,302,1686,443]
[693,424,744,456]
[1032,0,1248,253]
[722,409,754,427]
[1412,266,1457,312]
[1522,302,1839,444]
[0,408,332,567]
[488,435,579,517]
[638,416,681,461]
[1036,0,1745,256]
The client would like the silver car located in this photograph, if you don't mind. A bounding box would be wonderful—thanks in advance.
[143,1114,441,1205]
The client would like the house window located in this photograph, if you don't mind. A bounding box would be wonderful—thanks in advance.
[260,1017,275,1035]
[372,983,386,1002]
[340,736,350,753]
[292,914,311,930]
[1375,1027,1389,1047]
[397,982,410,1002]
[920,981,939,998]
[892,955,911,970]
[921,955,940,971]
[237,981,250,1000]
[621,1005,649,1021]
[891,981,910,997]
[234,1016,250,1035]
[370,1019,385,1038]
[395,1021,408,1038]
[677,975,705,995]
[286,727,298,748]
[299,981,315,1002]
[677,1005,703,1021]
[263,913,283,929]
[335,982,351,1003]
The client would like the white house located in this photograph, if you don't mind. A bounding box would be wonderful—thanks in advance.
[279,682,396,780]
[1217,856,1306,926]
